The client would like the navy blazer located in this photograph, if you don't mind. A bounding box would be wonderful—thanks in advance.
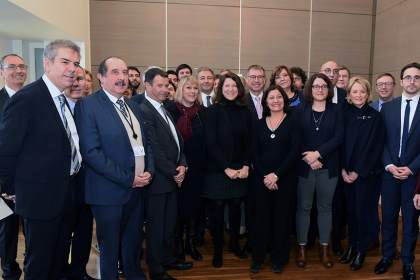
[370,100,380,111]
[75,90,154,205]
[138,98,187,194]
[0,79,72,220]
[382,96,420,175]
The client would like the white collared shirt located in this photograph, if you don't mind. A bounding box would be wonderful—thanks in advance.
[42,74,82,175]
[144,92,180,153]
[399,92,420,157]
[4,85,16,98]
[332,86,338,104]
[201,91,215,107]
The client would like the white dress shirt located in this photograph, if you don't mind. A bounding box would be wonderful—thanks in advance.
[399,92,420,157]
[4,85,16,98]
[42,74,82,175]
[144,92,180,153]
[201,91,215,107]
[332,86,338,104]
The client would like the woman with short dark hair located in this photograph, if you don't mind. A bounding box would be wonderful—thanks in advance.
[250,84,300,274]
[295,73,344,269]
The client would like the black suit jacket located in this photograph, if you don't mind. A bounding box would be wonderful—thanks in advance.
[0,88,10,116]
[139,98,186,194]
[0,78,72,220]
[336,87,347,106]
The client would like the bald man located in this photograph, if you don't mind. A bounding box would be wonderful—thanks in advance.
[320,61,346,105]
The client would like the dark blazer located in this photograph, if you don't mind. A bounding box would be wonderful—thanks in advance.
[0,88,10,116]
[131,92,145,105]
[74,90,154,205]
[295,102,344,178]
[382,97,420,174]
[245,93,261,130]
[0,79,72,220]
[342,104,385,177]
[370,99,380,111]
[139,98,186,194]
[336,87,347,105]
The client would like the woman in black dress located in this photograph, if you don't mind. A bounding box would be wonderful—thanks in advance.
[250,85,300,274]
[166,76,206,261]
[202,73,251,268]
[339,77,384,270]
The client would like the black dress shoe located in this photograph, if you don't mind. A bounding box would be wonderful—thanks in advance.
[403,264,416,280]
[150,272,177,280]
[340,247,356,264]
[374,258,393,274]
[164,261,193,270]
[250,261,261,273]
[350,252,365,271]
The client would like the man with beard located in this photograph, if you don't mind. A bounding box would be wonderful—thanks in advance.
[128,66,142,96]
[0,53,27,280]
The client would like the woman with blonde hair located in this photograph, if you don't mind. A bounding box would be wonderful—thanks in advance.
[339,77,385,270]
[166,76,206,261]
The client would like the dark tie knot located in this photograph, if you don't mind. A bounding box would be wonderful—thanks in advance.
[116,99,125,107]
[58,94,66,104]
[406,99,412,105]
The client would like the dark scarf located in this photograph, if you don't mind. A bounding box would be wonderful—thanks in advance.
[176,102,200,142]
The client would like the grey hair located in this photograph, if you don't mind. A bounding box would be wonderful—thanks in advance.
[0,53,24,69]
[43,39,80,61]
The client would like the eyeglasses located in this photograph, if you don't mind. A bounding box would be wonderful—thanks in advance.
[2,64,27,71]
[376,82,394,87]
[312,85,329,91]
[248,75,265,81]
[402,75,420,82]
[322,68,339,75]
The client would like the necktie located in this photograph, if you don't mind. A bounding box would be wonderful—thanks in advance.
[255,96,263,119]
[206,95,211,107]
[58,94,80,173]
[401,99,411,160]
[160,104,170,124]
[116,99,128,119]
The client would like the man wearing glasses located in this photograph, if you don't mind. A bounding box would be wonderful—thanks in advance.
[371,73,395,112]
[320,61,346,106]
[375,62,420,280]
[0,53,27,280]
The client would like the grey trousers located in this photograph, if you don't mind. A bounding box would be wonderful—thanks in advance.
[296,169,338,244]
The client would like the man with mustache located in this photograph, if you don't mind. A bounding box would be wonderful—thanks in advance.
[75,56,154,280]
[0,53,27,280]
[0,40,82,280]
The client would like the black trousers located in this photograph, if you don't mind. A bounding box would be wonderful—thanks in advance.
[208,197,242,252]
[0,199,21,280]
[23,187,74,280]
[344,175,380,253]
[252,180,293,265]
[331,179,347,246]
[146,191,177,276]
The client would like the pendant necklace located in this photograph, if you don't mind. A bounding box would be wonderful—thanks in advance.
[312,110,325,131]
[267,114,286,139]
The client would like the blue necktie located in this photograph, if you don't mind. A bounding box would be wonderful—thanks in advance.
[400,99,411,160]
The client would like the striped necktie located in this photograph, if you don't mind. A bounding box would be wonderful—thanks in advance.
[116,99,129,119]
[58,94,80,174]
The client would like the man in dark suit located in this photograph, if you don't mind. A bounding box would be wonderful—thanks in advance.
[320,60,347,255]
[374,62,420,280]
[61,66,97,280]
[135,68,191,280]
[0,53,27,280]
[320,61,347,105]
[0,40,82,280]
[75,56,154,280]
[370,73,395,112]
